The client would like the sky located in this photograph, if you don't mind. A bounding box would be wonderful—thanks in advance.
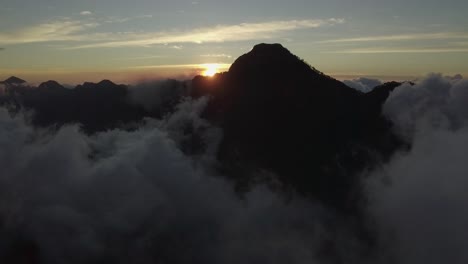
[1,0,468,84]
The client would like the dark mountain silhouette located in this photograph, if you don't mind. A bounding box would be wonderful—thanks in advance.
[0,44,410,264]
[37,80,66,92]
[2,76,26,85]
[192,43,404,211]
[0,44,404,210]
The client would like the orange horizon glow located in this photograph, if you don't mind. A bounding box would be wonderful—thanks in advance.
[201,64,222,77]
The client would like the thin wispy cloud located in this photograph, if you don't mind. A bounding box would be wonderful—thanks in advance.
[319,32,468,43]
[104,14,153,24]
[69,18,344,49]
[0,20,102,45]
[201,54,233,59]
[0,18,343,48]
[80,11,92,16]
[326,47,468,54]
[114,55,167,61]
[126,63,231,70]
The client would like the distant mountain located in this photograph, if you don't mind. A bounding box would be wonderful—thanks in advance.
[37,80,66,92]
[2,76,26,85]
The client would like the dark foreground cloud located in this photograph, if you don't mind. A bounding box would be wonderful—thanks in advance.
[365,74,468,264]
[343,77,382,93]
[0,98,364,264]
[1,73,468,264]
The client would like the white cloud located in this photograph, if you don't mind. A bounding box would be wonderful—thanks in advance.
[343,77,382,92]
[68,18,344,49]
[0,18,344,48]
[80,11,92,16]
[201,54,233,59]
[326,47,468,54]
[0,20,101,45]
[366,74,468,264]
[105,14,152,24]
[383,74,468,139]
[319,32,468,44]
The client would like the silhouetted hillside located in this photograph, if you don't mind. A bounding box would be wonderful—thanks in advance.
[0,44,422,264]
[0,45,405,211]
[2,76,26,85]
[192,43,404,210]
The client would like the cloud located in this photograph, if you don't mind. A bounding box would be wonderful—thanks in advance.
[343,77,382,92]
[319,32,468,44]
[327,47,468,54]
[0,98,363,263]
[383,74,468,139]
[104,15,152,24]
[80,11,92,16]
[365,74,468,264]
[319,32,468,54]
[68,18,344,49]
[0,20,101,45]
[113,55,167,61]
[201,54,233,59]
[0,18,343,48]
[126,63,231,70]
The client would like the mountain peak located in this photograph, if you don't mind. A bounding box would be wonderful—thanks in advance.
[228,43,317,78]
[251,43,292,55]
[38,80,65,91]
[98,80,116,87]
[4,76,26,85]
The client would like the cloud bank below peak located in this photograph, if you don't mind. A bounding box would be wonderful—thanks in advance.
[366,74,468,264]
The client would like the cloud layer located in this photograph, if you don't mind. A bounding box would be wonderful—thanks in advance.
[70,19,344,49]
[319,32,468,44]
[365,74,468,264]
[0,97,361,264]
[1,74,468,263]
[0,18,344,48]
[0,20,101,45]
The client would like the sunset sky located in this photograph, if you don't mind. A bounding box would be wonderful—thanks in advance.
[1,0,468,84]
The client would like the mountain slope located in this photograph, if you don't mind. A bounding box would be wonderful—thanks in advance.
[0,44,405,210]
[192,43,403,210]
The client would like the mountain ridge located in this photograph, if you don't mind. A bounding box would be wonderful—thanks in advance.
[190,43,404,210]
[0,43,405,210]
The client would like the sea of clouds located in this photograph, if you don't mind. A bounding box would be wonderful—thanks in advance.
[0,74,467,263]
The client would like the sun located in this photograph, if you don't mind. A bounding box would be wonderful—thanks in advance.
[202,64,221,77]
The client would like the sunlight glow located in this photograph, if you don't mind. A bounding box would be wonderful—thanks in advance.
[202,64,221,77]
